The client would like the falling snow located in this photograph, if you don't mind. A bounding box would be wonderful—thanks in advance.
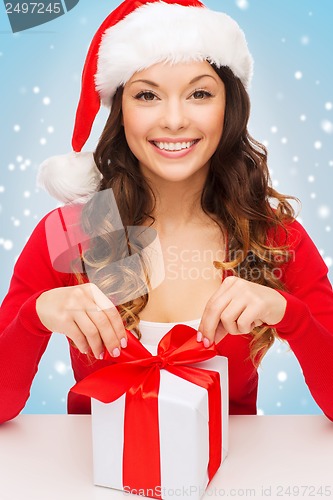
[2,1,331,418]
[318,205,331,219]
[277,371,288,382]
[321,120,333,134]
[54,361,68,375]
[235,0,249,10]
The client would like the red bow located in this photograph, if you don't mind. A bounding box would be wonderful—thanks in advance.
[71,325,222,498]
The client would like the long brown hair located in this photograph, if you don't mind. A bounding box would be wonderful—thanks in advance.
[75,63,300,367]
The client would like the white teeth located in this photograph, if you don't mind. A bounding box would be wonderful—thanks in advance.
[153,140,197,151]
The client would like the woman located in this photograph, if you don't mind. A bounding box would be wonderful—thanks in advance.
[1,0,333,423]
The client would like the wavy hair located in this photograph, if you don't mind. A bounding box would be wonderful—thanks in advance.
[74,63,300,367]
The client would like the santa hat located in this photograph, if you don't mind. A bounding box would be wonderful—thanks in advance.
[37,0,253,203]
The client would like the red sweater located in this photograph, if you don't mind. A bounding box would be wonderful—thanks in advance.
[1,204,333,424]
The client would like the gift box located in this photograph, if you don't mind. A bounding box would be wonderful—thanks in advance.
[71,325,228,500]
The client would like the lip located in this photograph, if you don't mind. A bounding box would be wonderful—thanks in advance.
[149,137,200,143]
[149,139,200,159]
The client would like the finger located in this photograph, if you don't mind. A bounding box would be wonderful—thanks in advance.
[215,321,229,344]
[65,321,91,355]
[232,307,261,333]
[86,309,121,358]
[197,293,232,348]
[102,305,127,345]
[198,277,239,347]
[251,319,264,329]
[73,311,105,359]
[220,301,247,334]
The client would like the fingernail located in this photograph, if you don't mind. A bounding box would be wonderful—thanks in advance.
[112,347,120,357]
[120,337,127,348]
[203,338,210,348]
[99,352,104,360]
[197,331,203,342]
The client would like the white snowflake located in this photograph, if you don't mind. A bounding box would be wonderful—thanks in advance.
[321,120,333,134]
[43,97,51,105]
[300,114,307,121]
[300,35,309,45]
[308,175,315,183]
[294,71,303,80]
[54,361,68,375]
[277,371,288,382]
[33,86,40,94]
[314,141,322,150]
[236,0,249,10]
[325,102,332,110]
[13,124,20,132]
[3,240,13,250]
[318,205,330,219]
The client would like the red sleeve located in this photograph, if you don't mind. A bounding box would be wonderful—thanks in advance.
[269,219,333,421]
[0,210,72,424]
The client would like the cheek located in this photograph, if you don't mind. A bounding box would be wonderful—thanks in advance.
[123,109,154,147]
[204,107,225,145]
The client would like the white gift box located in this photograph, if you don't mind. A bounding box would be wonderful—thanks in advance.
[91,354,228,500]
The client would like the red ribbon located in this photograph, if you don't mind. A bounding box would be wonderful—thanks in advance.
[71,325,222,498]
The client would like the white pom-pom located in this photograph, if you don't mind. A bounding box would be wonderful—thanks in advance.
[37,152,102,203]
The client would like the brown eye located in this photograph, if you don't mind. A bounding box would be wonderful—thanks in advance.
[192,90,213,100]
[135,91,157,101]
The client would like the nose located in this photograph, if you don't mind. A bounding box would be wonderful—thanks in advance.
[159,98,190,131]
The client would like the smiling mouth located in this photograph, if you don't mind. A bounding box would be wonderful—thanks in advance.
[150,139,200,151]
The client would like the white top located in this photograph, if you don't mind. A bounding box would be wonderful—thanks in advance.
[132,318,201,355]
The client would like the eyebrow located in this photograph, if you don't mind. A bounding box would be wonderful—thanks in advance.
[129,74,217,87]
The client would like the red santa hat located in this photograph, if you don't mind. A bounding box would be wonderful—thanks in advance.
[37,0,253,203]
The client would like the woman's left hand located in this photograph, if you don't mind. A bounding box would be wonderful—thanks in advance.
[197,276,287,347]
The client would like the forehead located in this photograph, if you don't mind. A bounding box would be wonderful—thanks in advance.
[126,60,219,85]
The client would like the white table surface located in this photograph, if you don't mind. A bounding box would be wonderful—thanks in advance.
[0,415,332,500]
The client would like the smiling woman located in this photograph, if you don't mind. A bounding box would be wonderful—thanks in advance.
[121,61,226,182]
[1,0,333,424]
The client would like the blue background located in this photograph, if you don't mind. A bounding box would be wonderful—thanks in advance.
[0,0,332,415]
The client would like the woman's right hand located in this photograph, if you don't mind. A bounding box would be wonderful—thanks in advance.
[36,283,127,359]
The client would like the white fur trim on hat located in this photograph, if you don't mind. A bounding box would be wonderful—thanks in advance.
[37,152,102,204]
[96,2,253,106]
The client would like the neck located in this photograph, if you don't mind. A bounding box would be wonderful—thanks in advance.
[143,168,214,233]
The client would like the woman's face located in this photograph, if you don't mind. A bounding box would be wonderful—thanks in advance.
[121,60,226,184]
